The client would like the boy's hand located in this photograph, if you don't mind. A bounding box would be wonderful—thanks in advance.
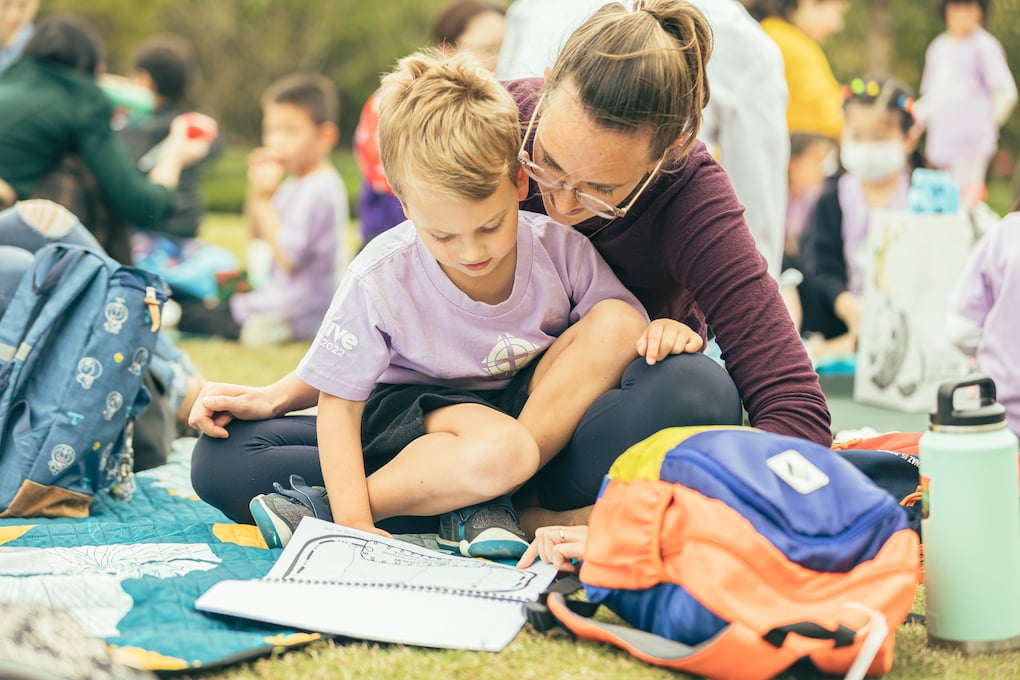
[636,318,704,365]
[247,148,285,197]
[335,517,391,539]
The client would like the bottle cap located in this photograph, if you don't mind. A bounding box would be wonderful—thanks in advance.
[929,374,1007,428]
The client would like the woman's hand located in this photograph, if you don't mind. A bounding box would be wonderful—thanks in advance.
[636,318,704,365]
[187,382,278,438]
[516,525,588,573]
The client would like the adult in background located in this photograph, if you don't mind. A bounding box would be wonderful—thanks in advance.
[189,0,830,535]
[0,14,210,263]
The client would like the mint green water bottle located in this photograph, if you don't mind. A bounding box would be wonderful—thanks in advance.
[920,375,1020,653]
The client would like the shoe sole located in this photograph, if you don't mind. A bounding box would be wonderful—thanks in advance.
[435,535,462,554]
[460,527,529,560]
[249,494,293,549]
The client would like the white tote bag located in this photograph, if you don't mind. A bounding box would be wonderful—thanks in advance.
[853,209,975,412]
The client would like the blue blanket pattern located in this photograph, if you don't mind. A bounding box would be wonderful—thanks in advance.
[0,440,317,672]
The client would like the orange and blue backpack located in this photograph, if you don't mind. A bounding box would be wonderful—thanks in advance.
[534,427,920,680]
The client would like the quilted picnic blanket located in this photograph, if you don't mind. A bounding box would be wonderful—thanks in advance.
[0,439,319,672]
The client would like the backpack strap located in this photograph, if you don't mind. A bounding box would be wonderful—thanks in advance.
[0,246,102,368]
[524,575,594,632]
[543,591,714,661]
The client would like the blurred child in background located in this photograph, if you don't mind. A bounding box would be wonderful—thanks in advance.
[797,76,924,358]
[749,0,848,231]
[176,74,348,346]
[946,196,1020,437]
[353,0,506,246]
[116,35,232,310]
[916,0,1017,205]
[120,35,221,242]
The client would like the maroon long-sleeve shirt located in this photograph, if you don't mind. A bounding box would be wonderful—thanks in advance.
[508,79,832,446]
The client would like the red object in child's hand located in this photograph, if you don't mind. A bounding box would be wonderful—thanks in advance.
[180,112,218,141]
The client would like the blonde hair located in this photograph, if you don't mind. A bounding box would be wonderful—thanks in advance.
[377,48,520,201]
[546,0,712,163]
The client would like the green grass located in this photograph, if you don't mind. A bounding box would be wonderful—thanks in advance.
[175,213,1020,679]
[171,616,1020,680]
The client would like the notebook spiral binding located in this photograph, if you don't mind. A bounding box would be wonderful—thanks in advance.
[257,577,531,602]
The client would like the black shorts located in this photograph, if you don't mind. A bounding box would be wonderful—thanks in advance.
[360,358,541,474]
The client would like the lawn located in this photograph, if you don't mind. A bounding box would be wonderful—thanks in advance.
[172,213,1020,679]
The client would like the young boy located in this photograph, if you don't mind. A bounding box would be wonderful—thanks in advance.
[248,49,703,558]
[177,74,350,346]
[119,35,219,241]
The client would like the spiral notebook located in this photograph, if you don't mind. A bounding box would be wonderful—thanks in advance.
[195,517,557,652]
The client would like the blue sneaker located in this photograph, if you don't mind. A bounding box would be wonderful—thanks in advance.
[436,495,529,559]
[249,474,330,548]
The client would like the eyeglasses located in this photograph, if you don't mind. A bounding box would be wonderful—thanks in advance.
[517,98,664,220]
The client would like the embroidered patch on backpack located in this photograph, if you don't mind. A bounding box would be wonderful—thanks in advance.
[767,449,830,494]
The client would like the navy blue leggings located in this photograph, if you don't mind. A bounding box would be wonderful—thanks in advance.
[191,351,743,530]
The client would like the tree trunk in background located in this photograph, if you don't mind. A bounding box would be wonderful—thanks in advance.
[866,0,892,75]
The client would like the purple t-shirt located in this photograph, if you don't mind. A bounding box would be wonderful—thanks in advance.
[296,210,648,401]
[506,78,832,446]
[921,28,1016,166]
[230,167,349,339]
[948,212,1020,435]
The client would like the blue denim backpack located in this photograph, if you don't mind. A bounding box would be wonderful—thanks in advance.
[0,244,165,517]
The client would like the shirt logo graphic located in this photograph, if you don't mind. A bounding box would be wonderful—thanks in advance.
[319,320,359,357]
[482,333,538,377]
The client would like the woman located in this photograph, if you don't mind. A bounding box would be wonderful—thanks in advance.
[189,0,830,534]
[0,14,209,262]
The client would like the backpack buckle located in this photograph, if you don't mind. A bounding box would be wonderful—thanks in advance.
[144,286,161,332]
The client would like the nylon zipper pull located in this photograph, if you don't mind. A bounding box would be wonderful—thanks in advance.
[144,285,161,332]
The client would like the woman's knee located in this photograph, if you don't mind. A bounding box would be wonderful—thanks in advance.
[621,352,743,425]
[189,434,235,502]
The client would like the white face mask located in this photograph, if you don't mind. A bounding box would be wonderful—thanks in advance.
[840,140,907,182]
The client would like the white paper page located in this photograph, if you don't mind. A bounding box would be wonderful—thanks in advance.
[196,578,528,651]
[265,517,555,599]
[195,517,557,651]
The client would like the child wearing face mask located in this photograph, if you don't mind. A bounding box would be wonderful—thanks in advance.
[796,76,923,358]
